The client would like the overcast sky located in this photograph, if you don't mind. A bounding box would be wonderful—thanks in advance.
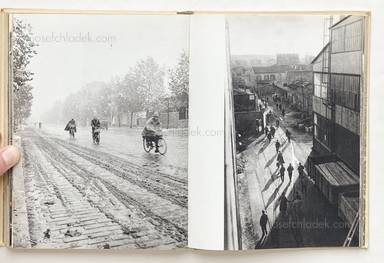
[15,14,189,121]
[228,15,327,58]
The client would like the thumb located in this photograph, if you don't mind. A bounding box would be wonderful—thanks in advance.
[0,146,20,175]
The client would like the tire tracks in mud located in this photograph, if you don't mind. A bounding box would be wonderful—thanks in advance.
[50,135,188,208]
[19,134,143,248]
[31,130,187,245]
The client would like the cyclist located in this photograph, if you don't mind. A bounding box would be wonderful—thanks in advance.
[91,117,101,143]
[142,112,162,153]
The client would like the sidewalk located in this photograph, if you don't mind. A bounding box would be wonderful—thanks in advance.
[236,106,350,249]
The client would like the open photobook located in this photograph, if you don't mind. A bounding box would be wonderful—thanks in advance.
[0,9,369,250]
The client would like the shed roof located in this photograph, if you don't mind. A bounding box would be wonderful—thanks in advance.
[315,161,359,187]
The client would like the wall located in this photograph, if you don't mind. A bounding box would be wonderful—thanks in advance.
[334,124,360,174]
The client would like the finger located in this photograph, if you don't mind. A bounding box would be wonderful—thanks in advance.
[0,146,20,175]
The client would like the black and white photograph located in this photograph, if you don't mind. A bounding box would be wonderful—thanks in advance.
[10,14,189,249]
[225,15,367,250]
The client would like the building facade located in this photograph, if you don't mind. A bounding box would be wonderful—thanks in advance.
[310,16,365,231]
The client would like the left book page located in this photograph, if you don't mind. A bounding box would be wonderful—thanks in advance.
[3,11,190,249]
[0,10,11,247]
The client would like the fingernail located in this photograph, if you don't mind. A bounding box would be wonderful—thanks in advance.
[1,146,19,167]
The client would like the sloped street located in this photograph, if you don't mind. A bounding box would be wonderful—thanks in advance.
[236,108,350,249]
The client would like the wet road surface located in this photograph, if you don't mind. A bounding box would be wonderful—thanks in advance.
[12,126,188,249]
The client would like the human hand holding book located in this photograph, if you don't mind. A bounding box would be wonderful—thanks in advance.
[0,144,20,176]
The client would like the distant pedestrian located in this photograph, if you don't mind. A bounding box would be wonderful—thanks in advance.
[279,193,288,216]
[267,132,272,143]
[300,175,307,195]
[259,210,269,238]
[298,162,305,178]
[270,126,276,138]
[265,126,269,136]
[282,109,285,117]
[285,129,291,143]
[275,140,281,153]
[44,229,51,239]
[276,119,280,127]
[287,163,294,183]
[277,151,284,165]
[280,165,285,182]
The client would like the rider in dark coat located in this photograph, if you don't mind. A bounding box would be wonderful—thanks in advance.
[142,112,162,153]
[65,118,77,137]
[91,117,101,142]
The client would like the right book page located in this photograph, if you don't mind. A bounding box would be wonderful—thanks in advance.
[224,13,368,250]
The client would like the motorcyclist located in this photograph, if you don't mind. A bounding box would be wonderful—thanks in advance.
[91,117,101,141]
[142,112,162,153]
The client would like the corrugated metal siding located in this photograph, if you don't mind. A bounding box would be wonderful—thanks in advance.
[335,105,360,135]
[331,52,362,75]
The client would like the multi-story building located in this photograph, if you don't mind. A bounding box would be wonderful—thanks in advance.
[309,15,365,232]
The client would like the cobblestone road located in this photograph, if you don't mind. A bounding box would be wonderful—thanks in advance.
[12,127,187,249]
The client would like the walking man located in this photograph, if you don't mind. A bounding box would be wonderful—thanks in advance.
[280,164,285,183]
[270,126,276,138]
[298,162,305,178]
[286,129,291,143]
[275,139,281,154]
[265,126,269,136]
[287,163,294,183]
[260,210,269,238]
[277,151,284,166]
[279,193,288,217]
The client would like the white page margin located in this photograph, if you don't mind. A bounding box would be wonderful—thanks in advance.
[188,15,225,250]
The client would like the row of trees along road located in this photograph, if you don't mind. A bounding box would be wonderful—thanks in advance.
[12,18,37,129]
[43,52,189,127]
[11,18,189,129]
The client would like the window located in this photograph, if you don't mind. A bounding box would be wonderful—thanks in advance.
[330,74,360,111]
[314,72,328,99]
[314,113,333,149]
[179,107,188,120]
[332,26,345,53]
[345,20,363,51]
[331,19,363,53]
